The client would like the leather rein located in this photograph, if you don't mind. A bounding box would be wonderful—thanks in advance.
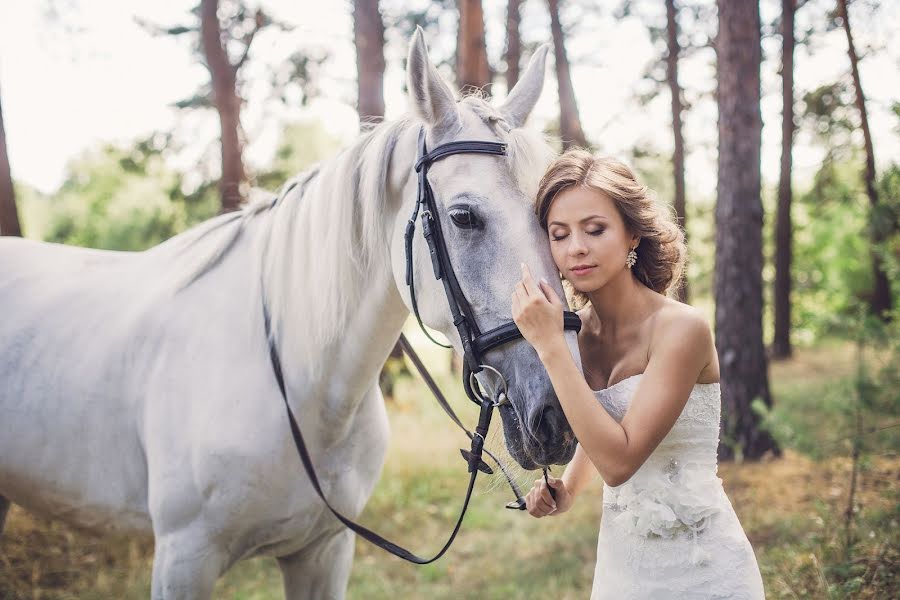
[264,127,581,564]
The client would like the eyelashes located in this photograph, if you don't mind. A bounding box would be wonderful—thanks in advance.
[550,229,604,242]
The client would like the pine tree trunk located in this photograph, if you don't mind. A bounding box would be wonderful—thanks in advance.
[715,0,779,461]
[838,0,892,318]
[505,0,522,91]
[353,0,385,128]
[457,0,492,95]
[773,0,795,359]
[666,0,688,303]
[200,0,246,213]
[547,0,588,149]
[0,88,21,237]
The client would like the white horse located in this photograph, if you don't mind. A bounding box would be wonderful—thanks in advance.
[0,31,581,599]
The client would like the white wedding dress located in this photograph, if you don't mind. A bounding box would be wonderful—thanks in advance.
[591,374,765,599]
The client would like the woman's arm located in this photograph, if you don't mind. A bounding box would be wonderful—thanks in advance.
[561,443,597,497]
[512,264,712,487]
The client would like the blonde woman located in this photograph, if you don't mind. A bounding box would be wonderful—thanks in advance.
[513,151,764,598]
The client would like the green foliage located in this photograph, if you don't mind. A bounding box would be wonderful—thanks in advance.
[254,120,343,190]
[40,138,217,251]
[763,156,900,343]
[20,120,344,253]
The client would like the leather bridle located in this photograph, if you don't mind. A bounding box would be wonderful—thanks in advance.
[265,127,581,565]
[406,127,582,406]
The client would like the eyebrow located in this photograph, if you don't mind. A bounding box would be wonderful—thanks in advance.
[548,215,610,227]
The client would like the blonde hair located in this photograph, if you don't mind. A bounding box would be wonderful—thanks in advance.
[535,150,687,299]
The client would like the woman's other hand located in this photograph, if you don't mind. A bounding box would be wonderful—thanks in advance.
[511,263,565,356]
[525,476,573,518]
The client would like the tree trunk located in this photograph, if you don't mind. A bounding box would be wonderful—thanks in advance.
[715,0,780,461]
[838,0,892,318]
[200,0,246,213]
[666,0,688,303]
[353,0,385,128]
[0,87,22,237]
[505,0,522,91]
[547,0,588,149]
[457,0,492,95]
[773,0,795,359]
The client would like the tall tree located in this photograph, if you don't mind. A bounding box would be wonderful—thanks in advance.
[837,0,892,318]
[773,0,795,359]
[665,0,688,303]
[715,0,779,460]
[0,86,22,237]
[141,3,293,214]
[547,0,588,149]
[457,0,492,94]
[200,0,249,213]
[354,0,386,128]
[505,0,523,91]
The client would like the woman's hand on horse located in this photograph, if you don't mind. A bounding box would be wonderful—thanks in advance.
[511,263,565,355]
[525,476,573,518]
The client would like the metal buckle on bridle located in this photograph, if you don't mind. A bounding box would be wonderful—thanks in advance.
[468,364,509,407]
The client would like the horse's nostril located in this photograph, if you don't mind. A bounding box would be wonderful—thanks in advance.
[528,405,559,446]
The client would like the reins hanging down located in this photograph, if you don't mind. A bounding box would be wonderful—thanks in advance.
[267,127,581,564]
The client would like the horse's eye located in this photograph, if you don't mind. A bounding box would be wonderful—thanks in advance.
[449,207,480,229]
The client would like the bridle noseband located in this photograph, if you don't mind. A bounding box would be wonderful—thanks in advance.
[266,127,581,565]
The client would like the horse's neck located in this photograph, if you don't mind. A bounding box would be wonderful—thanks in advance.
[263,127,416,421]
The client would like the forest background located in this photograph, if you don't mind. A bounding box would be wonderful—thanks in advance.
[0,0,897,598]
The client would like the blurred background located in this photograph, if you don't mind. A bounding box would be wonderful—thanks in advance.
[0,0,897,598]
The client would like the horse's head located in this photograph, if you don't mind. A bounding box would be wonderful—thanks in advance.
[389,30,582,470]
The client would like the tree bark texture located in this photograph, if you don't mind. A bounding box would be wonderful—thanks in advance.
[666,0,689,303]
[837,0,892,318]
[457,0,492,94]
[505,0,522,91]
[0,88,21,237]
[715,0,779,461]
[773,0,795,359]
[200,0,246,213]
[353,0,385,126]
[548,0,588,149]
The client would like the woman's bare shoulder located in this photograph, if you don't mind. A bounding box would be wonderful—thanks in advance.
[652,299,718,380]
[654,298,710,330]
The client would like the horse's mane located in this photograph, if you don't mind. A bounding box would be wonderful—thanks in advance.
[153,99,555,374]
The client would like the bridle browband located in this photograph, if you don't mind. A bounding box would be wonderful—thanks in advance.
[265,126,581,565]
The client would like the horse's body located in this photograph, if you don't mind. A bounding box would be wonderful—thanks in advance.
[0,33,579,599]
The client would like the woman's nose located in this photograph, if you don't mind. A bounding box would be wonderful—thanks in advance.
[568,232,588,255]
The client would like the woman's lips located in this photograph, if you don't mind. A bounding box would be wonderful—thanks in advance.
[570,265,596,276]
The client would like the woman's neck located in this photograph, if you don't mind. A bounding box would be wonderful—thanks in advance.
[586,270,658,336]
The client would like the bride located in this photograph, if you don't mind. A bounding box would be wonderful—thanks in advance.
[513,150,765,598]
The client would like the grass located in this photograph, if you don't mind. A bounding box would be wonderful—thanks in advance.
[1,339,897,598]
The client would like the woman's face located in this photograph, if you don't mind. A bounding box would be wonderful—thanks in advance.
[546,185,637,294]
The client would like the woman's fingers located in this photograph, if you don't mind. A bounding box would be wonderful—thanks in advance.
[526,480,557,517]
[520,263,542,296]
[538,278,563,306]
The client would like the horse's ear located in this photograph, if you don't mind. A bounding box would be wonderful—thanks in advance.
[406,27,460,130]
[499,44,550,128]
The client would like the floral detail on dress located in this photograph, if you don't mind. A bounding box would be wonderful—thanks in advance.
[609,466,722,538]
